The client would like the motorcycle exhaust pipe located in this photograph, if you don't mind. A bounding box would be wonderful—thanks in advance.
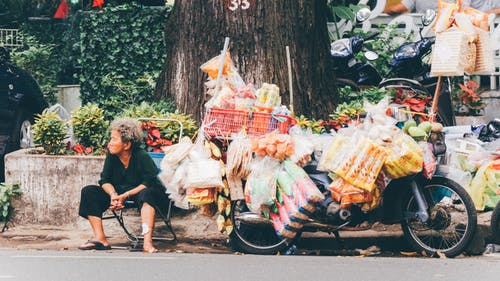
[339,209,351,221]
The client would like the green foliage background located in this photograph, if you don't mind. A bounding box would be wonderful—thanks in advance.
[78,3,171,118]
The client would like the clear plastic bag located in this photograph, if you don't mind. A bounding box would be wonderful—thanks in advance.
[244,156,281,213]
[288,126,315,167]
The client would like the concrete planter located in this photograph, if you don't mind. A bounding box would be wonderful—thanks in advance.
[4,149,104,226]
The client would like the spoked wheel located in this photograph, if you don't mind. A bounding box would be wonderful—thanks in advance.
[490,201,500,244]
[401,177,477,258]
[229,199,296,255]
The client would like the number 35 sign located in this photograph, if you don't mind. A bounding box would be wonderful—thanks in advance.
[228,0,253,11]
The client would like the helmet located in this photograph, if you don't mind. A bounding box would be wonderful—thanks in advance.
[479,119,500,143]
[0,47,10,64]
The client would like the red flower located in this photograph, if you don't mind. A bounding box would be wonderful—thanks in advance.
[92,0,104,9]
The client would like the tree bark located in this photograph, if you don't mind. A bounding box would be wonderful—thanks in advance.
[155,0,338,122]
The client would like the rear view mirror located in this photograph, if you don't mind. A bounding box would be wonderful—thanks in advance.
[356,8,372,22]
[422,9,436,26]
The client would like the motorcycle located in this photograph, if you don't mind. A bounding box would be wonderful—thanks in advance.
[378,9,455,126]
[330,8,382,91]
[229,151,477,257]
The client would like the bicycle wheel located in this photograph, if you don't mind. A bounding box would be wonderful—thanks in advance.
[490,201,500,244]
[401,177,477,257]
[229,199,296,255]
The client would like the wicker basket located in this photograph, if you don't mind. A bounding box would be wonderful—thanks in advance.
[431,27,477,76]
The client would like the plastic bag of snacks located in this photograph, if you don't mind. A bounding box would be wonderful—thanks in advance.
[283,160,324,203]
[288,126,315,167]
[244,156,281,213]
[254,83,281,113]
[186,187,216,206]
[250,132,295,161]
[226,131,253,180]
[419,142,436,179]
[334,136,388,192]
[317,134,350,172]
[383,133,423,179]
[434,0,460,33]
[329,174,373,209]
[270,210,297,239]
[463,7,489,32]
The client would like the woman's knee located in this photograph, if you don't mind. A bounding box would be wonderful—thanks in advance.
[80,185,102,200]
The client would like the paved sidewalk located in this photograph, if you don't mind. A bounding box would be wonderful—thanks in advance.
[0,211,493,255]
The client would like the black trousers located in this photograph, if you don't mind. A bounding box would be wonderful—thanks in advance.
[78,185,170,219]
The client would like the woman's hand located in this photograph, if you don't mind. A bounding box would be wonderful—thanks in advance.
[109,192,124,210]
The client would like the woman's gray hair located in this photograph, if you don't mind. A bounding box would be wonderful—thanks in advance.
[109,117,143,144]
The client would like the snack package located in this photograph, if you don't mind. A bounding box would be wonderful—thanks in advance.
[283,160,325,203]
[454,12,477,42]
[200,52,233,79]
[317,134,350,172]
[255,83,281,113]
[434,0,459,33]
[288,126,315,167]
[431,27,477,76]
[226,132,253,180]
[420,141,437,179]
[383,133,424,179]
[244,156,281,213]
[329,174,373,209]
[463,7,489,31]
[334,136,388,192]
[270,211,297,239]
[250,132,295,161]
[186,187,216,205]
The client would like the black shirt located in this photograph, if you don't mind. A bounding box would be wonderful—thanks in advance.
[98,147,163,193]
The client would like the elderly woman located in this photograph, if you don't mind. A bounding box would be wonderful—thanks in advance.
[78,117,167,253]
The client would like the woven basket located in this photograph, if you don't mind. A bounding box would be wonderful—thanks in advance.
[473,27,494,74]
[431,27,477,76]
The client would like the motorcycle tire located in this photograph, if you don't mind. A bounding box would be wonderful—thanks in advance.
[9,108,35,151]
[490,201,500,244]
[401,177,477,258]
[229,199,299,255]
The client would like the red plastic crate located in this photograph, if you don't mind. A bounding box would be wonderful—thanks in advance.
[203,108,292,138]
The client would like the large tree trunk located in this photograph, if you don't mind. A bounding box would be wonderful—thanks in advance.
[155,0,338,122]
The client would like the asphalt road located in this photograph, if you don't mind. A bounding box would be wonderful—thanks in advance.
[0,250,500,281]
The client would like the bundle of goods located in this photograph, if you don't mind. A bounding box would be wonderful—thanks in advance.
[320,98,425,212]
[200,53,293,138]
[270,160,325,238]
[158,135,224,208]
[250,132,295,161]
[431,0,494,76]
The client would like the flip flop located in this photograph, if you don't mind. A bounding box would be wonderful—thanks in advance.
[78,240,112,251]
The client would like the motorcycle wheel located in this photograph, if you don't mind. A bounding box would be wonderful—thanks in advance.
[490,201,500,244]
[401,177,477,258]
[10,109,34,150]
[229,199,297,255]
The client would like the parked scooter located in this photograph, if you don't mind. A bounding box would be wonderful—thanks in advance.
[230,152,477,257]
[379,9,455,126]
[330,8,382,91]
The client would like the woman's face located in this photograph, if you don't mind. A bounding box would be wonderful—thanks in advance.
[107,130,130,155]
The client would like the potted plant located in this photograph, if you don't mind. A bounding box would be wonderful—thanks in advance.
[70,103,109,155]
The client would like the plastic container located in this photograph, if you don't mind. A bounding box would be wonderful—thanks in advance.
[148,152,165,172]
[202,108,292,138]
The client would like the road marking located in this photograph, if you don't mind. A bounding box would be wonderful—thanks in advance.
[13,255,175,260]
[0,276,14,279]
